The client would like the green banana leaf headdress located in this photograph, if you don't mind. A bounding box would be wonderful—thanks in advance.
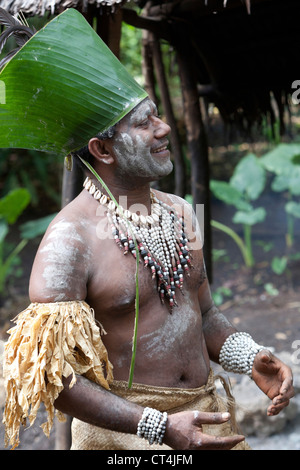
[0,8,148,158]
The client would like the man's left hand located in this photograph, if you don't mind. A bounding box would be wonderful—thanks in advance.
[252,349,294,416]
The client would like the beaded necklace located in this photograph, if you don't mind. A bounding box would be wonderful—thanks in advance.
[83,177,191,311]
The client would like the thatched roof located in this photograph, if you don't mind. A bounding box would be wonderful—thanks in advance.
[0,0,127,15]
[128,0,300,137]
[1,0,299,135]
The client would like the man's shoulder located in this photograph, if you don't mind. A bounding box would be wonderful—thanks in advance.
[152,189,193,218]
[45,192,89,238]
[152,189,189,207]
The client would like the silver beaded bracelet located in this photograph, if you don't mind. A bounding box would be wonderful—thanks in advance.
[219,332,265,377]
[137,407,168,445]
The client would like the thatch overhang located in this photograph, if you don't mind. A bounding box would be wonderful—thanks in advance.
[0,0,127,16]
[126,0,300,135]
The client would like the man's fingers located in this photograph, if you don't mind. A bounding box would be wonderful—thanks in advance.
[268,398,290,416]
[193,410,231,426]
[279,375,294,397]
[199,433,245,450]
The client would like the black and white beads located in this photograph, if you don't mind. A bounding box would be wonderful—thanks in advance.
[137,407,168,445]
[83,177,192,311]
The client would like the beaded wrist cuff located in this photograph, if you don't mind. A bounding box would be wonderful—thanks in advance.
[219,332,265,377]
[137,407,168,445]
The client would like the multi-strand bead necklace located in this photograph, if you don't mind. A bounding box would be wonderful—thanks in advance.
[83,177,192,311]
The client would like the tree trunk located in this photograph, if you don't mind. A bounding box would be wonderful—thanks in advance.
[150,33,186,198]
[177,48,212,282]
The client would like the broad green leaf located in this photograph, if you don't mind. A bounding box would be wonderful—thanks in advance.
[264,283,279,296]
[288,168,300,195]
[0,9,148,156]
[260,143,300,175]
[230,153,266,201]
[20,213,57,239]
[233,207,266,226]
[271,256,288,275]
[0,188,31,224]
[285,201,300,218]
[271,174,290,192]
[291,154,300,165]
[271,168,300,195]
[210,180,251,211]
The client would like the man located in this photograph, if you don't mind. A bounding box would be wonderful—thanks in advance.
[1,9,294,451]
[24,96,292,450]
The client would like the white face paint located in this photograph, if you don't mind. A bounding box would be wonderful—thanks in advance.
[112,99,173,181]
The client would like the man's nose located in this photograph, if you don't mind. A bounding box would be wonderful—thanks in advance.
[153,116,171,138]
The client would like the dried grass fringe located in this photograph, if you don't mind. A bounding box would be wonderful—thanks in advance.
[2,300,113,449]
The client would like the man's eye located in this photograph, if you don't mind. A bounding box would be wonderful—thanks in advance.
[139,119,149,127]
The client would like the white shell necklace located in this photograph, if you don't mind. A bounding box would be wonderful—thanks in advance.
[83,176,191,311]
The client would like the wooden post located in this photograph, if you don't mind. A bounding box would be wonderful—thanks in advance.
[150,33,186,198]
[142,29,158,103]
[176,47,212,282]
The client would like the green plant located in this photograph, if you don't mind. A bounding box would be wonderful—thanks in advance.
[264,283,279,296]
[211,153,267,267]
[212,286,233,306]
[0,188,31,292]
[0,187,57,294]
[260,143,300,248]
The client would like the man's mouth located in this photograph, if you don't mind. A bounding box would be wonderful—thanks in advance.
[152,142,169,155]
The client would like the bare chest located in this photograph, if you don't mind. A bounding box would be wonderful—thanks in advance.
[87,234,205,316]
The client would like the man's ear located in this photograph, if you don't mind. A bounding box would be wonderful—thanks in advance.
[88,137,115,165]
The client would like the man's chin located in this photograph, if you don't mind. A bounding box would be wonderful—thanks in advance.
[150,161,174,181]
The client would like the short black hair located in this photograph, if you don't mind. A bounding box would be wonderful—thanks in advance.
[73,124,117,169]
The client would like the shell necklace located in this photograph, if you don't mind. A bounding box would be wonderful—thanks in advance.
[83,177,191,311]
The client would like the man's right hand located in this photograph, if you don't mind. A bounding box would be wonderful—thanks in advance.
[163,410,245,450]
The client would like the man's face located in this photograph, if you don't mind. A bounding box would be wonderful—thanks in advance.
[111,98,173,182]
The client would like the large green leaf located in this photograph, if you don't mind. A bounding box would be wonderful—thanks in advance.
[0,9,148,156]
[210,180,251,211]
[233,207,266,226]
[230,153,266,201]
[0,188,31,224]
[20,213,57,239]
[260,144,300,175]
[285,201,300,218]
[271,167,300,195]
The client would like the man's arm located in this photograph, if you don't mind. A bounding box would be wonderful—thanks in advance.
[54,373,244,450]
[199,278,236,362]
[199,276,294,416]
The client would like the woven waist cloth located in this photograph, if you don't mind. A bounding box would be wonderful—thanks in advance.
[71,369,251,450]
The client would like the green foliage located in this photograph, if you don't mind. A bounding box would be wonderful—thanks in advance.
[120,22,143,85]
[260,143,300,247]
[0,188,31,292]
[264,283,279,296]
[0,148,62,206]
[20,213,57,239]
[211,153,267,267]
[212,286,233,306]
[211,143,300,287]
[0,188,30,224]
[0,187,57,294]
